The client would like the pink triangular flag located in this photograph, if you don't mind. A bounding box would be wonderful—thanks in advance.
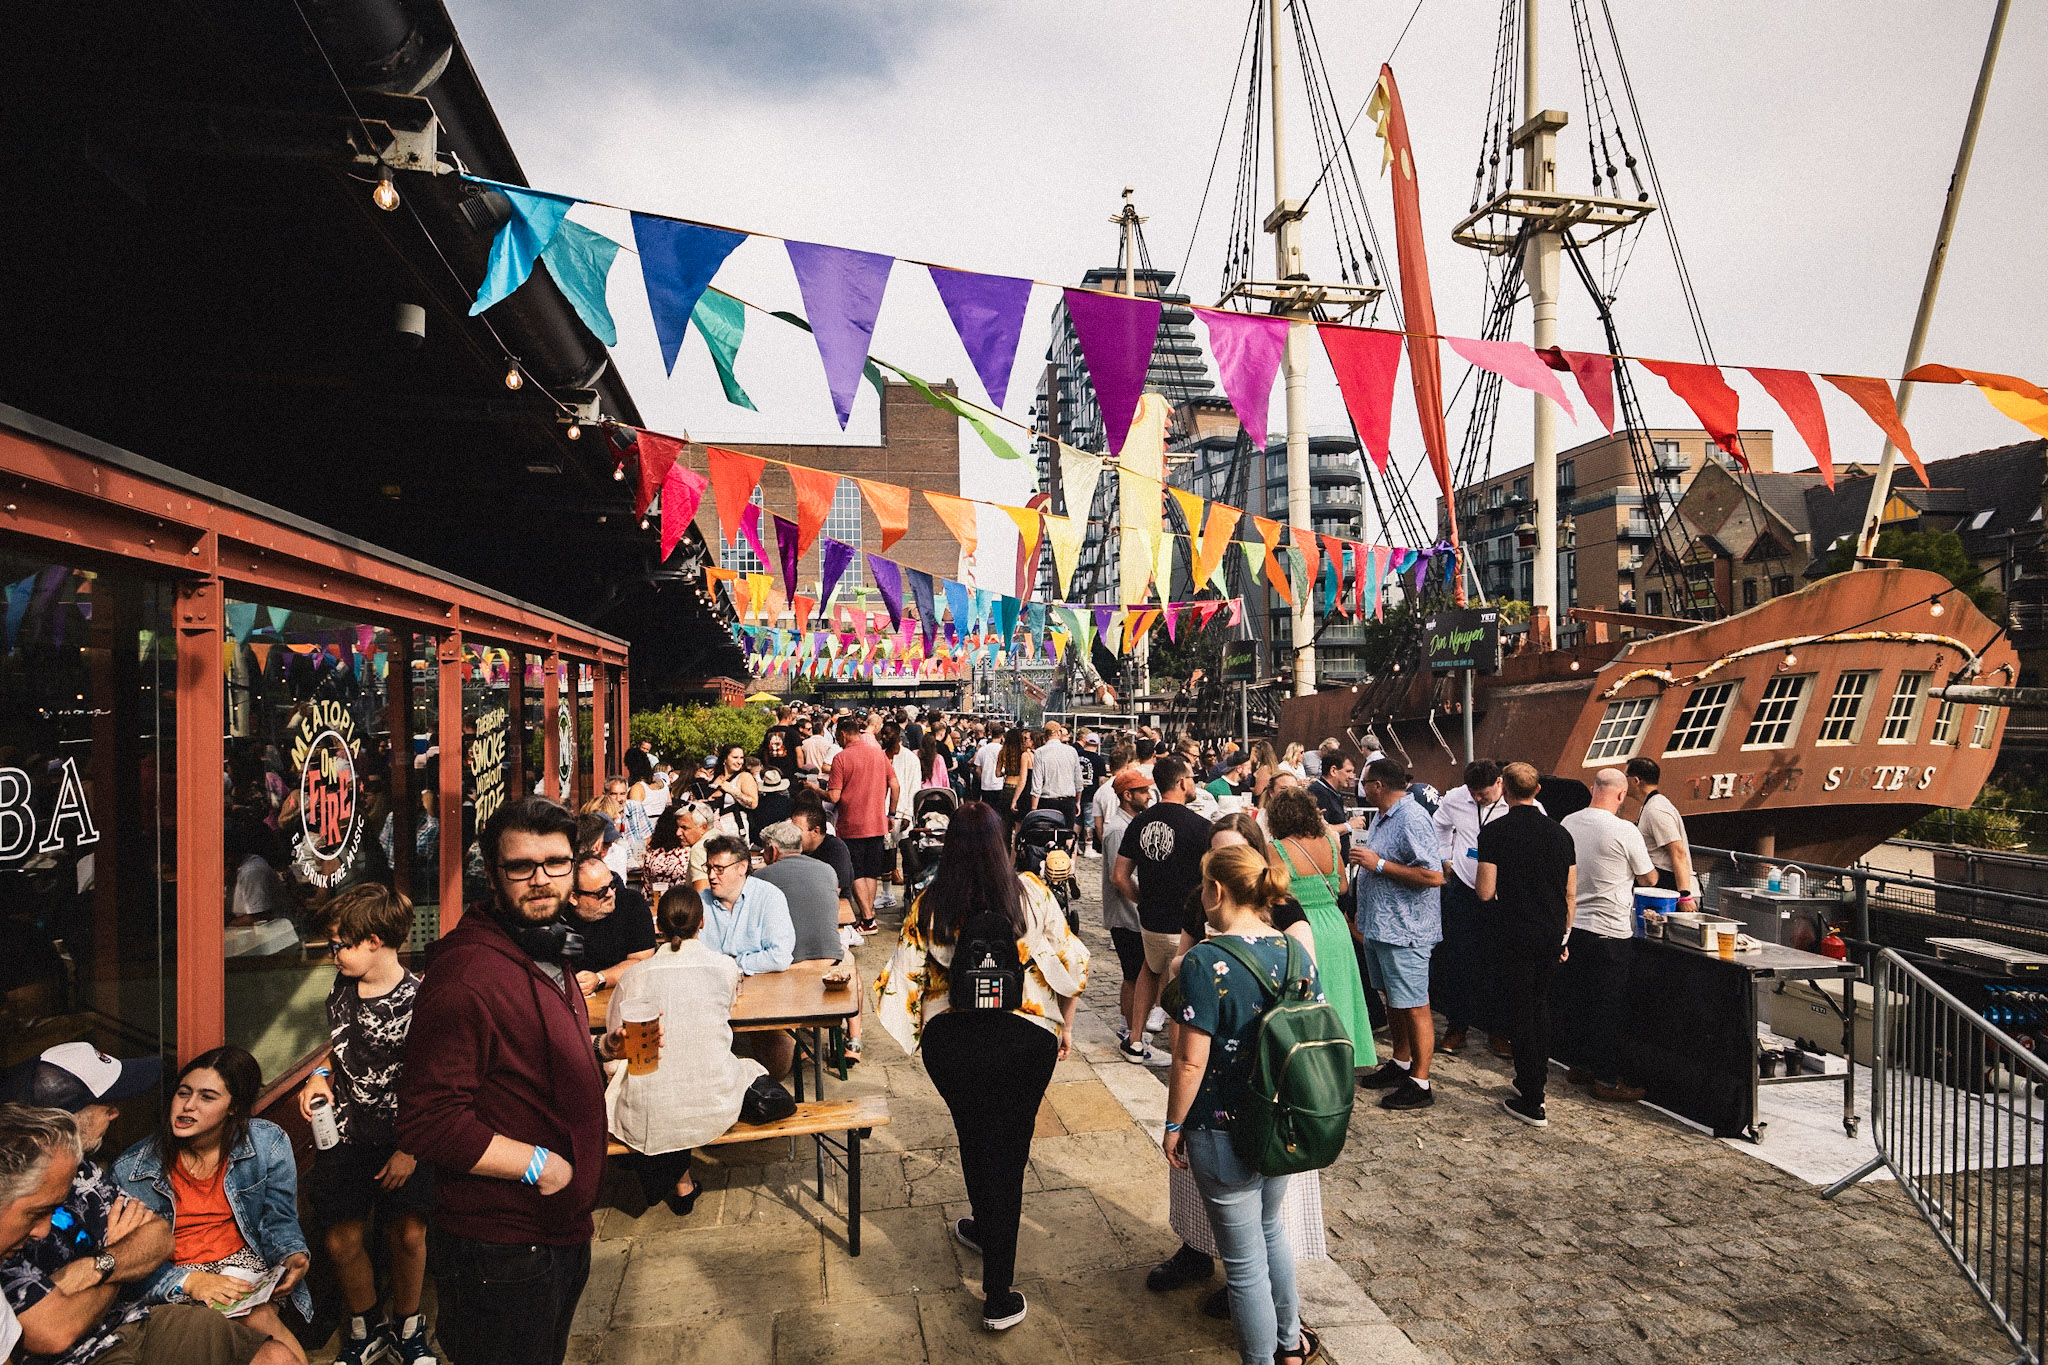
[1446,336,1575,420]
[659,464,709,563]
[1198,308,1290,450]
[1163,602,1183,641]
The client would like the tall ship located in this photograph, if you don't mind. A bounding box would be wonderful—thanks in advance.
[1203,0,2038,865]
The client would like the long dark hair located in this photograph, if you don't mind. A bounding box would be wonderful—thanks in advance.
[154,1046,262,1167]
[919,733,940,782]
[999,727,1026,779]
[917,801,1022,945]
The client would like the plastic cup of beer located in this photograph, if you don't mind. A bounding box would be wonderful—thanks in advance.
[620,998,661,1076]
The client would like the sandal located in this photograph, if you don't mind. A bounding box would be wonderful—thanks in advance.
[1275,1325,1321,1365]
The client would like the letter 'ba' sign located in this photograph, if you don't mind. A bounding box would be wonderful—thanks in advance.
[0,757,101,862]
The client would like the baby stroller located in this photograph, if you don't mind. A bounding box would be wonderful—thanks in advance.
[1014,808,1081,932]
[901,787,958,900]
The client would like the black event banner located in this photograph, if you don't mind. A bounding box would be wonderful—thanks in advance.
[1426,607,1500,674]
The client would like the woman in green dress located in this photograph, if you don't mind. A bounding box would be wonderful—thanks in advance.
[1264,788,1376,1061]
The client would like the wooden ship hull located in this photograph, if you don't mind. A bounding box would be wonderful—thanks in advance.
[1287,568,2016,868]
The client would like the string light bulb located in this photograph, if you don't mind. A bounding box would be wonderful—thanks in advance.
[372,168,400,211]
[1781,650,1798,670]
[1569,655,1581,672]
[639,517,650,530]
[612,463,625,481]
[504,362,523,391]
[1929,596,1945,618]
[565,422,581,441]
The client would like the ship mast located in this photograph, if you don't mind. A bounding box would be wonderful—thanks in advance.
[1853,0,2011,560]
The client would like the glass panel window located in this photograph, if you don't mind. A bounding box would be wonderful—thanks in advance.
[1879,672,1928,743]
[556,659,576,801]
[1743,674,1809,748]
[0,554,177,1152]
[463,642,517,907]
[1970,706,1995,748]
[1930,699,1959,745]
[225,602,402,1081]
[1816,671,1875,744]
[1586,698,1656,763]
[1664,682,1737,754]
[720,489,765,573]
[823,480,863,589]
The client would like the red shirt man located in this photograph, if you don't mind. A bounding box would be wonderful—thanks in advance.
[825,716,898,927]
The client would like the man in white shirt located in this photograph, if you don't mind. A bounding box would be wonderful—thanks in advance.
[1429,760,1508,1056]
[1030,723,1084,829]
[1561,768,1659,1101]
[973,733,1005,798]
[1625,758,1695,907]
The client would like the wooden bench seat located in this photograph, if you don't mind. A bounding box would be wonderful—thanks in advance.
[606,1094,890,1253]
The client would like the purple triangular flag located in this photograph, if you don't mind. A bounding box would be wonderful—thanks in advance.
[930,266,1033,409]
[773,514,801,602]
[786,240,894,428]
[740,501,768,570]
[1063,288,1162,455]
[1092,604,1115,640]
[866,554,904,629]
[1199,308,1290,450]
[820,537,855,604]
[907,567,938,652]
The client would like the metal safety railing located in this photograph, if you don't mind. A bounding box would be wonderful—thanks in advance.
[1824,949,2048,1364]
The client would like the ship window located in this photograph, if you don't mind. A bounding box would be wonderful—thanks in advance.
[1970,706,1995,748]
[1742,674,1810,749]
[1930,700,1959,745]
[1816,671,1875,744]
[1664,682,1738,754]
[1585,698,1656,763]
[1879,672,1928,743]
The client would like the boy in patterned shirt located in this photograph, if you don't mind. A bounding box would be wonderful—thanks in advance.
[299,885,436,1365]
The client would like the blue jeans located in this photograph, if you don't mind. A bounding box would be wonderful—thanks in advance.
[1185,1128,1299,1365]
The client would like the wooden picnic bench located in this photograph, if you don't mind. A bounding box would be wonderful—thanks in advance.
[607,1093,890,1254]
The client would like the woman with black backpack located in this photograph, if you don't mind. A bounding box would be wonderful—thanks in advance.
[872,801,1088,1333]
[1163,844,1332,1365]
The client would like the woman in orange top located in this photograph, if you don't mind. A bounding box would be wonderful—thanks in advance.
[114,1047,312,1364]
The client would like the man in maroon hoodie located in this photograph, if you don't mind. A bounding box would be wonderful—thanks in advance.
[398,795,630,1365]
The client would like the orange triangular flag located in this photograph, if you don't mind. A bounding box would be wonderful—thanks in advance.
[1193,503,1242,587]
[1905,364,2048,439]
[1823,375,1929,487]
[924,490,979,558]
[1291,526,1321,592]
[706,446,766,547]
[786,465,840,557]
[791,594,816,626]
[855,479,911,553]
[1252,515,1291,605]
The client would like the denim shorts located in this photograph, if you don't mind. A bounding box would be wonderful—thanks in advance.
[1366,940,1432,1010]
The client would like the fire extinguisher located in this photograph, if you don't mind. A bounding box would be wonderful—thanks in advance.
[1819,923,1848,961]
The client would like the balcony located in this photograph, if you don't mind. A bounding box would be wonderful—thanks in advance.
[1318,623,1370,643]
[1311,486,1362,510]
[1654,447,1690,472]
[1619,515,1657,540]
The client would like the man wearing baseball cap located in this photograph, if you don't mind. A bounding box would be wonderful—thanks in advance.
[1,1044,295,1364]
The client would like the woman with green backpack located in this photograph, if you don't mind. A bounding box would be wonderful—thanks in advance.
[1164,843,1352,1365]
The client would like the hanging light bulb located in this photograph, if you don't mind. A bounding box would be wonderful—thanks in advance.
[1569,655,1581,672]
[504,362,523,391]
[372,167,400,211]
[639,517,650,530]
[565,422,581,441]
[1781,650,1798,670]
[1929,597,1945,618]
[612,463,625,481]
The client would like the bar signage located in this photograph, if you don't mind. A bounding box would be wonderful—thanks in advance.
[1426,607,1501,673]
[291,699,362,888]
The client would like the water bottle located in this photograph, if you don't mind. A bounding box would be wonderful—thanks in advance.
[307,1094,342,1151]
[1766,864,1783,893]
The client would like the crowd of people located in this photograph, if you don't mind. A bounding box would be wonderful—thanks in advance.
[0,695,1697,1365]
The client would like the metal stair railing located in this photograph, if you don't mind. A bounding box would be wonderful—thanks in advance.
[1824,948,2048,1364]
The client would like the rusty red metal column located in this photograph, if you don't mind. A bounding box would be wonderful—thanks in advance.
[543,648,563,801]
[438,628,464,933]
[175,551,226,1060]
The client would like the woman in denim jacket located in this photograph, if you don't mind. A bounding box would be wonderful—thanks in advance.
[114,1046,312,1363]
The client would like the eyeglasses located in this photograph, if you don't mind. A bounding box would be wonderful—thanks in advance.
[326,941,345,959]
[706,859,747,877]
[498,856,576,882]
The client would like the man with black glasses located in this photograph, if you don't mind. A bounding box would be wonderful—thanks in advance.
[400,795,641,1365]
[567,855,656,998]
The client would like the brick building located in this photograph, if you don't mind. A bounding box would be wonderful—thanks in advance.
[680,379,967,605]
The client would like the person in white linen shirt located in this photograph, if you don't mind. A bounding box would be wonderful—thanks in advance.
[1428,761,1510,1055]
[974,737,1005,796]
[1558,768,1658,1101]
[605,887,769,1216]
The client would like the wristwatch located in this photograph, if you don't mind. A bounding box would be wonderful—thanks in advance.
[92,1252,116,1285]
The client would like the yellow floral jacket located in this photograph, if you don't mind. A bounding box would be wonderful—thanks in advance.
[873,872,1089,1053]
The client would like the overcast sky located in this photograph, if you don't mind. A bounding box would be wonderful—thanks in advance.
[451,0,2045,558]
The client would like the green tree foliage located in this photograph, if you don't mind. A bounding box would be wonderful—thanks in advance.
[1148,620,1224,686]
[629,702,771,771]
[1823,528,1996,612]
[1906,766,2048,851]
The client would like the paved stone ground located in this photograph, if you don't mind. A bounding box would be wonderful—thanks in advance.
[316,866,2018,1364]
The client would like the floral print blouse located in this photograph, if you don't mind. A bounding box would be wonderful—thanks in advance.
[874,872,1089,1052]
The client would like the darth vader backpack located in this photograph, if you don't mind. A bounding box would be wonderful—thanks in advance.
[948,911,1024,1012]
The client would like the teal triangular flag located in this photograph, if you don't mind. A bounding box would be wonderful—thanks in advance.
[466,178,577,316]
[539,220,622,346]
[692,291,757,411]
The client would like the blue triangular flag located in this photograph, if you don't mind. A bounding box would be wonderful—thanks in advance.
[631,215,748,376]
[466,178,578,316]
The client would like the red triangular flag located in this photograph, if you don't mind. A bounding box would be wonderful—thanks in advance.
[634,431,684,516]
[1291,526,1321,595]
[1746,368,1834,489]
[707,446,766,547]
[1637,359,1745,465]
[659,464,709,564]
[1546,350,1616,433]
[1824,375,1929,487]
[1319,325,1403,472]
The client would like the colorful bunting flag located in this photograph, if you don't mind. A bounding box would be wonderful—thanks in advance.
[786,465,839,557]
[1319,325,1403,473]
[631,215,748,375]
[1824,375,1929,487]
[1548,349,1616,432]
[539,220,622,346]
[1043,513,1086,598]
[943,579,972,643]
[852,478,910,553]
[786,240,894,428]
[659,464,708,564]
[1057,443,1104,520]
[1746,368,1834,488]
[468,179,576,316]
[1252,516,1290,605]
[707,447,767,546]
[1063,287,1162,456]
[1905,364,2048,440]
[739,501,768,570]
[691,290,756,410]
[1638,359,1745,464]
[634,431,684,517]
[1193,503,1242,589]
[1199,308,1291,449]
[820,538,856,604]
[929,266,1033,409]
[1366,67,1454,503]
[923,490,980,562]
[1446,336,1576,419]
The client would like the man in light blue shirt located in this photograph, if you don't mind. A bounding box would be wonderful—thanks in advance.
[1348,759,1447,1112]
[698,834,795,976]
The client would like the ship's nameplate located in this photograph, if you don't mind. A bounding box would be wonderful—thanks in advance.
[1426,607,1501,674]
[1685,762,1938,801]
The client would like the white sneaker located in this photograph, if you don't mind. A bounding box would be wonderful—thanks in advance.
[839,925,864,948]
[1146,1006,1169,1033]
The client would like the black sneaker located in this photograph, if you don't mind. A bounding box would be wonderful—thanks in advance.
[1358,1061,1409,1090]
[1379,1078,1435,1111]
[1145,1243,1214,1292]
[953,1218,981,1255]
[1502,1094,1549,1127]
[982,1290,1028,1331]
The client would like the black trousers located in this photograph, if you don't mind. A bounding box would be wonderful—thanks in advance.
[628,1148,694,1206]
[921,1009,1060,1300]
[1432,878,1484,1033]
[1499,944,1561,1106]
[1566,929,1636,1085]
[1037,795,1080,829]
[428,1228,591,1365]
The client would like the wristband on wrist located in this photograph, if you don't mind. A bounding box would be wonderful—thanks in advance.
[522,1146,549,1186]
[312,1066,331,1078]
[1164,1121,1183,1133]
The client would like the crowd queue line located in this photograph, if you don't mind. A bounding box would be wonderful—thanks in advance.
[0,697,1699,1365]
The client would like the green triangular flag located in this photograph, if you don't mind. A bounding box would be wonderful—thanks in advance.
[692,290,756,411]
[539,220,622,346]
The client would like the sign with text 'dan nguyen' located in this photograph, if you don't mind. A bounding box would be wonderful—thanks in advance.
[1222,640,1260,682]
[1426,607,1500,674]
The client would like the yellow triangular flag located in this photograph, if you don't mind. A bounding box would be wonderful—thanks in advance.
[1043,512,1087,599]
[1168,485,1206,539]
[1001,505,1043,562]
[1154,524,1178,603]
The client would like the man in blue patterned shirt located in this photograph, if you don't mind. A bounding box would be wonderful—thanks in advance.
[1347,760,1447,1112]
